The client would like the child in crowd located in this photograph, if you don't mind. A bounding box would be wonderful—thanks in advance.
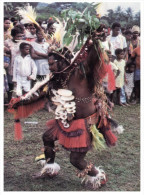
[13,42,37,96]
[100,25,111,51]
[124,30,133,59]
[125,63,135,103]
[25,23,37,42]
[113,48,128,106]
[105,50,120,104]
[4,56,10,104]
[4,28,24,102]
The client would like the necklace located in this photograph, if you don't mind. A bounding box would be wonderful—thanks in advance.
[75,96,92,104]
[75,92,96,104]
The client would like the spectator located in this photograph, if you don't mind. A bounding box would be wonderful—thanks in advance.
[125,62,135,103]
[24,23,30,31]
[124,30,133,59]
[4,17,11,40]
[47,18,56,36]
[130,46,140,103]
[105,51,119,104]
[11,17,19,26]
[113,49,128,106]
[100,25,111,51]
[4,17,11,104]
[31,29,50,81]
[4,28,23,102]
[4,56,10,104]
[131,25,140,49]
[25,23,37,42]
[121,27,126,36]
[107,22,127,61]
[13,42,37,96]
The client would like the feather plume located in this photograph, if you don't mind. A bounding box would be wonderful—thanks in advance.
[50,17,77,51]
[16,4,39,26]
[50,17,66,47]
[21,74,51,101]
[112,125,125,134]
[16,4,51,42]
[90,125,106,151]
[95,3,106,18]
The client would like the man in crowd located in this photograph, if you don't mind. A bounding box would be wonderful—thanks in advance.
[107,22,127,61]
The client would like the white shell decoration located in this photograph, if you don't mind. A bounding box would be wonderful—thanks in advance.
[64,123,70,128]
[67,109,76,114]
[57,89,72,97]
[64,102,76,108]
[51,89,76,128]
[61,95,74,101]
[51,89,59,96]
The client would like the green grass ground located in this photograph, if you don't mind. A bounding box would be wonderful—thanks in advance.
[4,104,140,191]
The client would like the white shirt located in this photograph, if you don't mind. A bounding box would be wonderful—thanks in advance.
[31,41,50,75]
[107,34,127,56]
[101,40,110,51]
[13,55,37,82]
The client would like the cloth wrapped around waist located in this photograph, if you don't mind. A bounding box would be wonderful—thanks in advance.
[45,113,117,152]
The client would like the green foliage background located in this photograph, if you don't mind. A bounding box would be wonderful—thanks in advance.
[4,2,140,28]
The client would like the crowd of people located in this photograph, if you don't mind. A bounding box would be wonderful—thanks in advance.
[4,16,140,107]
[101,22,140,106]
[4,7,140,190]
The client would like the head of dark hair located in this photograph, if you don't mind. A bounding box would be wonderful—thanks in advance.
[11,17,17,22]
[24,23,30,28]
[29,23,37,28]
[4,17,10,22]
[126,62,136,68]
[115,48,124,56]
[14,23,24,30]
[13,21,18,26]
[112,22,121,29]
[121,27,126,31]
[47,23,54,29]
[125,30,132,35]
[48,52,70,67]
[36,28,42,34]
[11,28,23,37]
[19,42,31,50]
[37,20,42,26]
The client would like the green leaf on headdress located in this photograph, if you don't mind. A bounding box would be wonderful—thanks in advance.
[61,2,101,49]
[63,32,73,46]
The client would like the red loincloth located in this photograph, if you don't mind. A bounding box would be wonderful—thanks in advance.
[46,118,92,152]
[45,113,117,152]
